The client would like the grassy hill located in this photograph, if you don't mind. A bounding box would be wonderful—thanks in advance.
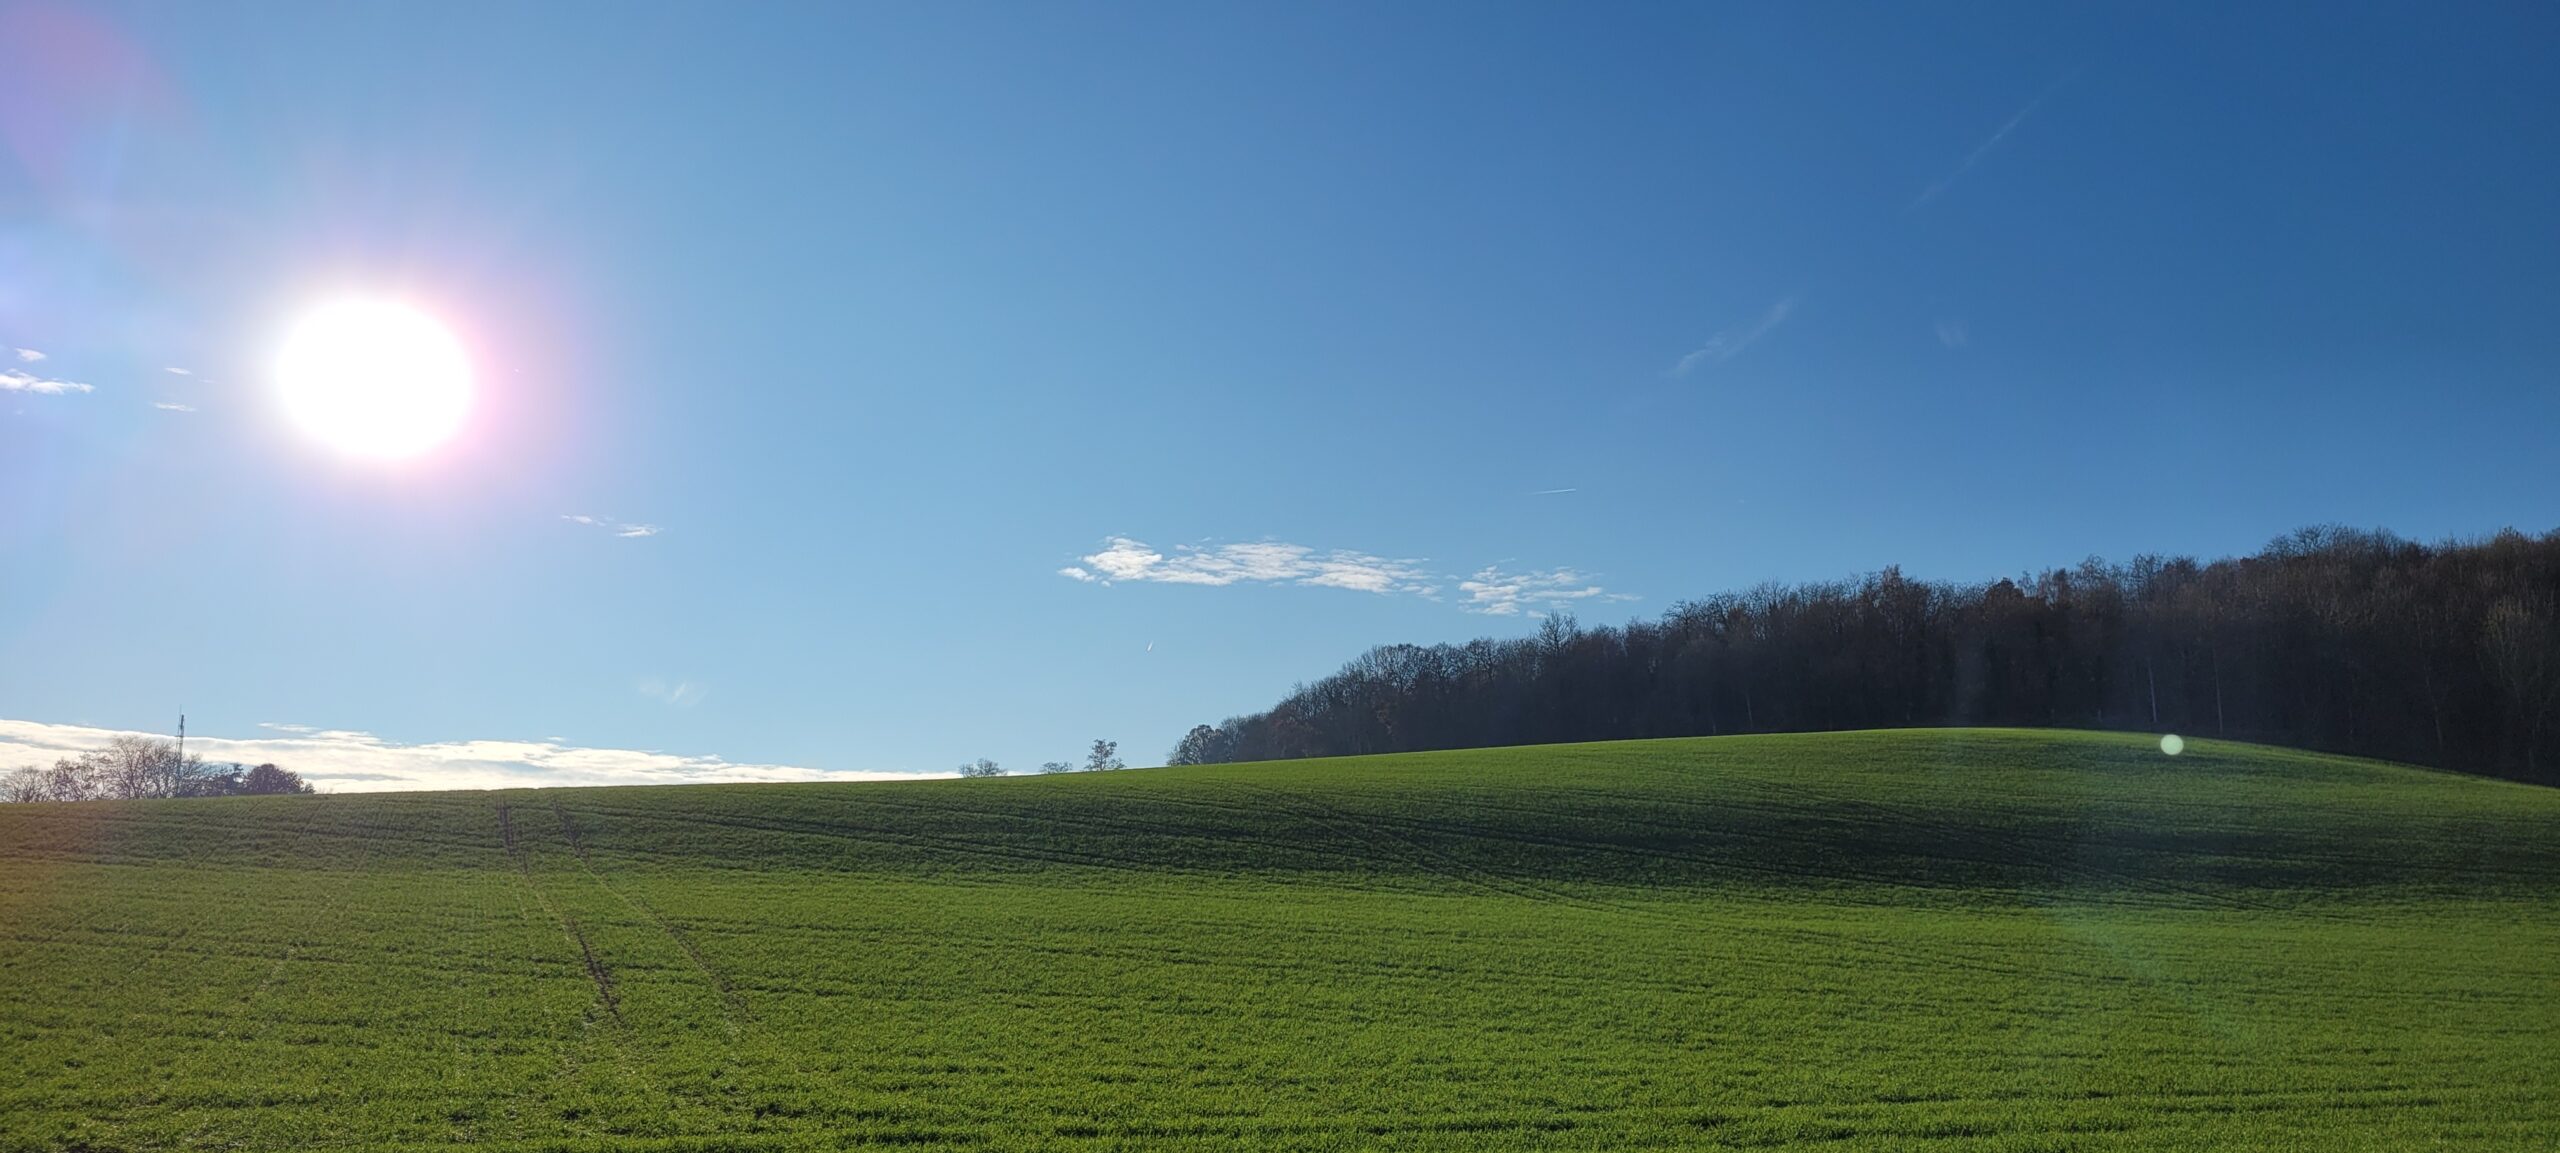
[2,729,2555,1150]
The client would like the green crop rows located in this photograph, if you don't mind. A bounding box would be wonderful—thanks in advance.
[2,729,2555,1150]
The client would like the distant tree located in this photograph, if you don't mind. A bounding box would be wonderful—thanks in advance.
[238,763,316,795]
[186,766,245,797]
[956,758,1005,778]
[37,759,101,802]
[1,766,45,803]
[98,736,181,798]
[1037,761,1077,774]
[89,737,223,799]
[1084,740,1123,773]
[1167,724,1229,766]
[1,737,223,802]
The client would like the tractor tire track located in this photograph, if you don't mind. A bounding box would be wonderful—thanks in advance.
[550,799,750,1029]
[495,800,622,1025]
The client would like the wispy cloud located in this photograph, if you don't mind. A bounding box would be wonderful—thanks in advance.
[1457,565,1640,617]
[1062,537,1638,616]
[1063,537,1437,595]
[164,366,192,376]
[153,401,196,413]
[0,716,941,793]
[13,348,43,362]
[1673,296,1798,375]
[564,514,663,539]
[1935,319,1969,349]
[1910,73,2079,210]
[638,678,707,709]
[1532,487,1578,496]
[1,368,92,395]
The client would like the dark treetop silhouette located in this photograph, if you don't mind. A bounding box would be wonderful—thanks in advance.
[1174,526,2560,784]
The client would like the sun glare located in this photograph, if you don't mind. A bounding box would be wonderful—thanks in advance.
[277,301,471,458]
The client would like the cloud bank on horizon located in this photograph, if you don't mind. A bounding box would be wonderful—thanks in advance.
[0,718,941,793]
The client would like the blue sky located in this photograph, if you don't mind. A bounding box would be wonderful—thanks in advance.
[4,1,2555,788]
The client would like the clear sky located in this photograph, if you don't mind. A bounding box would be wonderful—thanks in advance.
[4,1,2555,789]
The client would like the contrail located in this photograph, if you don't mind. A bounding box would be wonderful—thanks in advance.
[1909,70,2083,210]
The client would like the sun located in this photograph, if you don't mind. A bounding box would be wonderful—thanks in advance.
[277,300,472,458]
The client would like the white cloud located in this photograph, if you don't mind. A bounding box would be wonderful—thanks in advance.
[639,678,707,708]
[1,368,93,395]
[13,348,43,362]
[564,513,662,539]
[1532,487,1578,496]
[0,716,939,793]
[1062,537,1637,616]
[1935,319,1969,349]
[1673,296,1798,375]
[1067,537,1437,596]
[165,366,192,376]
[1457,565,1640,617]
[154,401,196,412]
[1910,72,2079,210]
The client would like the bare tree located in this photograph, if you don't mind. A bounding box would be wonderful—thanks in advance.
[2,743,313,802]
[18,737,224,800]
[1084,740,1123,772]
[1,767,46,803]
[2484,595,2560,774]
[1037,761,1077,774]
[956,758,1005,778]
[39,759,102,802]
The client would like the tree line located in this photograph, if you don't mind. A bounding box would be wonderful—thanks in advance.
[4,736,315,802]
[957,740,1126,778]
[1169,526,2560,783]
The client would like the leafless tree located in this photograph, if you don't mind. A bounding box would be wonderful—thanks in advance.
[1,767,46,803]
[2483,595,2560,774]
[0,740,313,802]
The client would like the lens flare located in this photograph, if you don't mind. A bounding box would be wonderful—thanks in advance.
[277,301,471,458]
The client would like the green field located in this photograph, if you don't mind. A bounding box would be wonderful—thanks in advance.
[2,729,2555,1151]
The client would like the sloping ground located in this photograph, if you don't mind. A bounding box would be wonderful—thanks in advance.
[0,729,2553,1150]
